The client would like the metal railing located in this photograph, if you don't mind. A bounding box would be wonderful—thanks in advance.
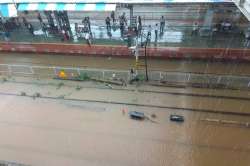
[1,63,250,89]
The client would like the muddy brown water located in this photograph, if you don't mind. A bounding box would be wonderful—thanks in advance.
[0,53,249,166]
[1,52,250,75]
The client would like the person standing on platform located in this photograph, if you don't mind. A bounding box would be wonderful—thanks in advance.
[27,23,34,36]
[22,17,28,28]
[147,25,152,44]
[191,22,199,36]
[105,17,111,32]
[160,16,165,34]
[4,31,10,42]
[121,12,127,26]
[75,23,79,38]
[154,23,159,45]
[111,11,115,24]
[137,16,142,37]
[37,12,43,25]
[87,17,91,33]
[42,23,48,37]
[244,30,250,47]
[85,32,91,46]
[119,16,125,37]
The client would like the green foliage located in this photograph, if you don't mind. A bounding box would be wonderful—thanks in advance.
[78,73,90,81]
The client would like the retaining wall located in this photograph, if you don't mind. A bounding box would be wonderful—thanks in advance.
[1,42,250,61]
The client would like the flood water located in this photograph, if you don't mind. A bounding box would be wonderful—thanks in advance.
[0,53,249,166]
[1,52,250,76]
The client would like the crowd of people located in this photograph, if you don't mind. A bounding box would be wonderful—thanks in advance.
[103,12,166,46]
[1,11,250,48]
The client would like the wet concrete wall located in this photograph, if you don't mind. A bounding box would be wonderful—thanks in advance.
[1,42,250,61]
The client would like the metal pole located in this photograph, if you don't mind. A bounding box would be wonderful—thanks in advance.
[144,36,149,81]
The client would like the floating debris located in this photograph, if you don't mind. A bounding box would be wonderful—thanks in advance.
[151,113,157,118]
[129,111,145,120]
[170,114,184,122]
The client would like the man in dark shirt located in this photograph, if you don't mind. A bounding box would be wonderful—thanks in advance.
[105,17,111,32]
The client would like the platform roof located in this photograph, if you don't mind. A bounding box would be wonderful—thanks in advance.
[0,0,232,4]
[232,0,250,21]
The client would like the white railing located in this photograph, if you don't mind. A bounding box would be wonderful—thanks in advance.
[1,63,250,89]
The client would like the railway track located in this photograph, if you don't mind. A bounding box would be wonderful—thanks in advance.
[0,77,249,117]
[4,78,250,102]
[0,91,249,117]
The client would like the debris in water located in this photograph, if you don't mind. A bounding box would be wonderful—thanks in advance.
[170,114,184,122]
[151,113,157,118]
[129,111,145,120]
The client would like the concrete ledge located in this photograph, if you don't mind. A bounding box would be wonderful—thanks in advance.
[1,42,250,61]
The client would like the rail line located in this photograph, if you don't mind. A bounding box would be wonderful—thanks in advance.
[0,91,249,117]
[4,79,250,102]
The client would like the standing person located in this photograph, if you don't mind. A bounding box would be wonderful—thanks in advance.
[160,16,165,34]
[85,32,91,46]
[126,27,133,47]
[244,30,250,47]
[83,17,88,32]
[137,16,142,36]
[154,23,159,44]
[191,22,199,36]
[22,17,28,28]
[121,12,127,26]
[61,29,66,41]
[138,16,142,27]
[119,17,125,37]
[15,17,21,28]
[105,17,111,32]
[147,25,152,44]
[75,23,79,38]
[111,11,115,24]
[4,31,10,42]
[37,12,43,24]
[27,23,34,35]
[87,17,91,33]
[42,23,48,37]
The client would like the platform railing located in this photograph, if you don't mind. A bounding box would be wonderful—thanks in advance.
[1,64,250,89]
